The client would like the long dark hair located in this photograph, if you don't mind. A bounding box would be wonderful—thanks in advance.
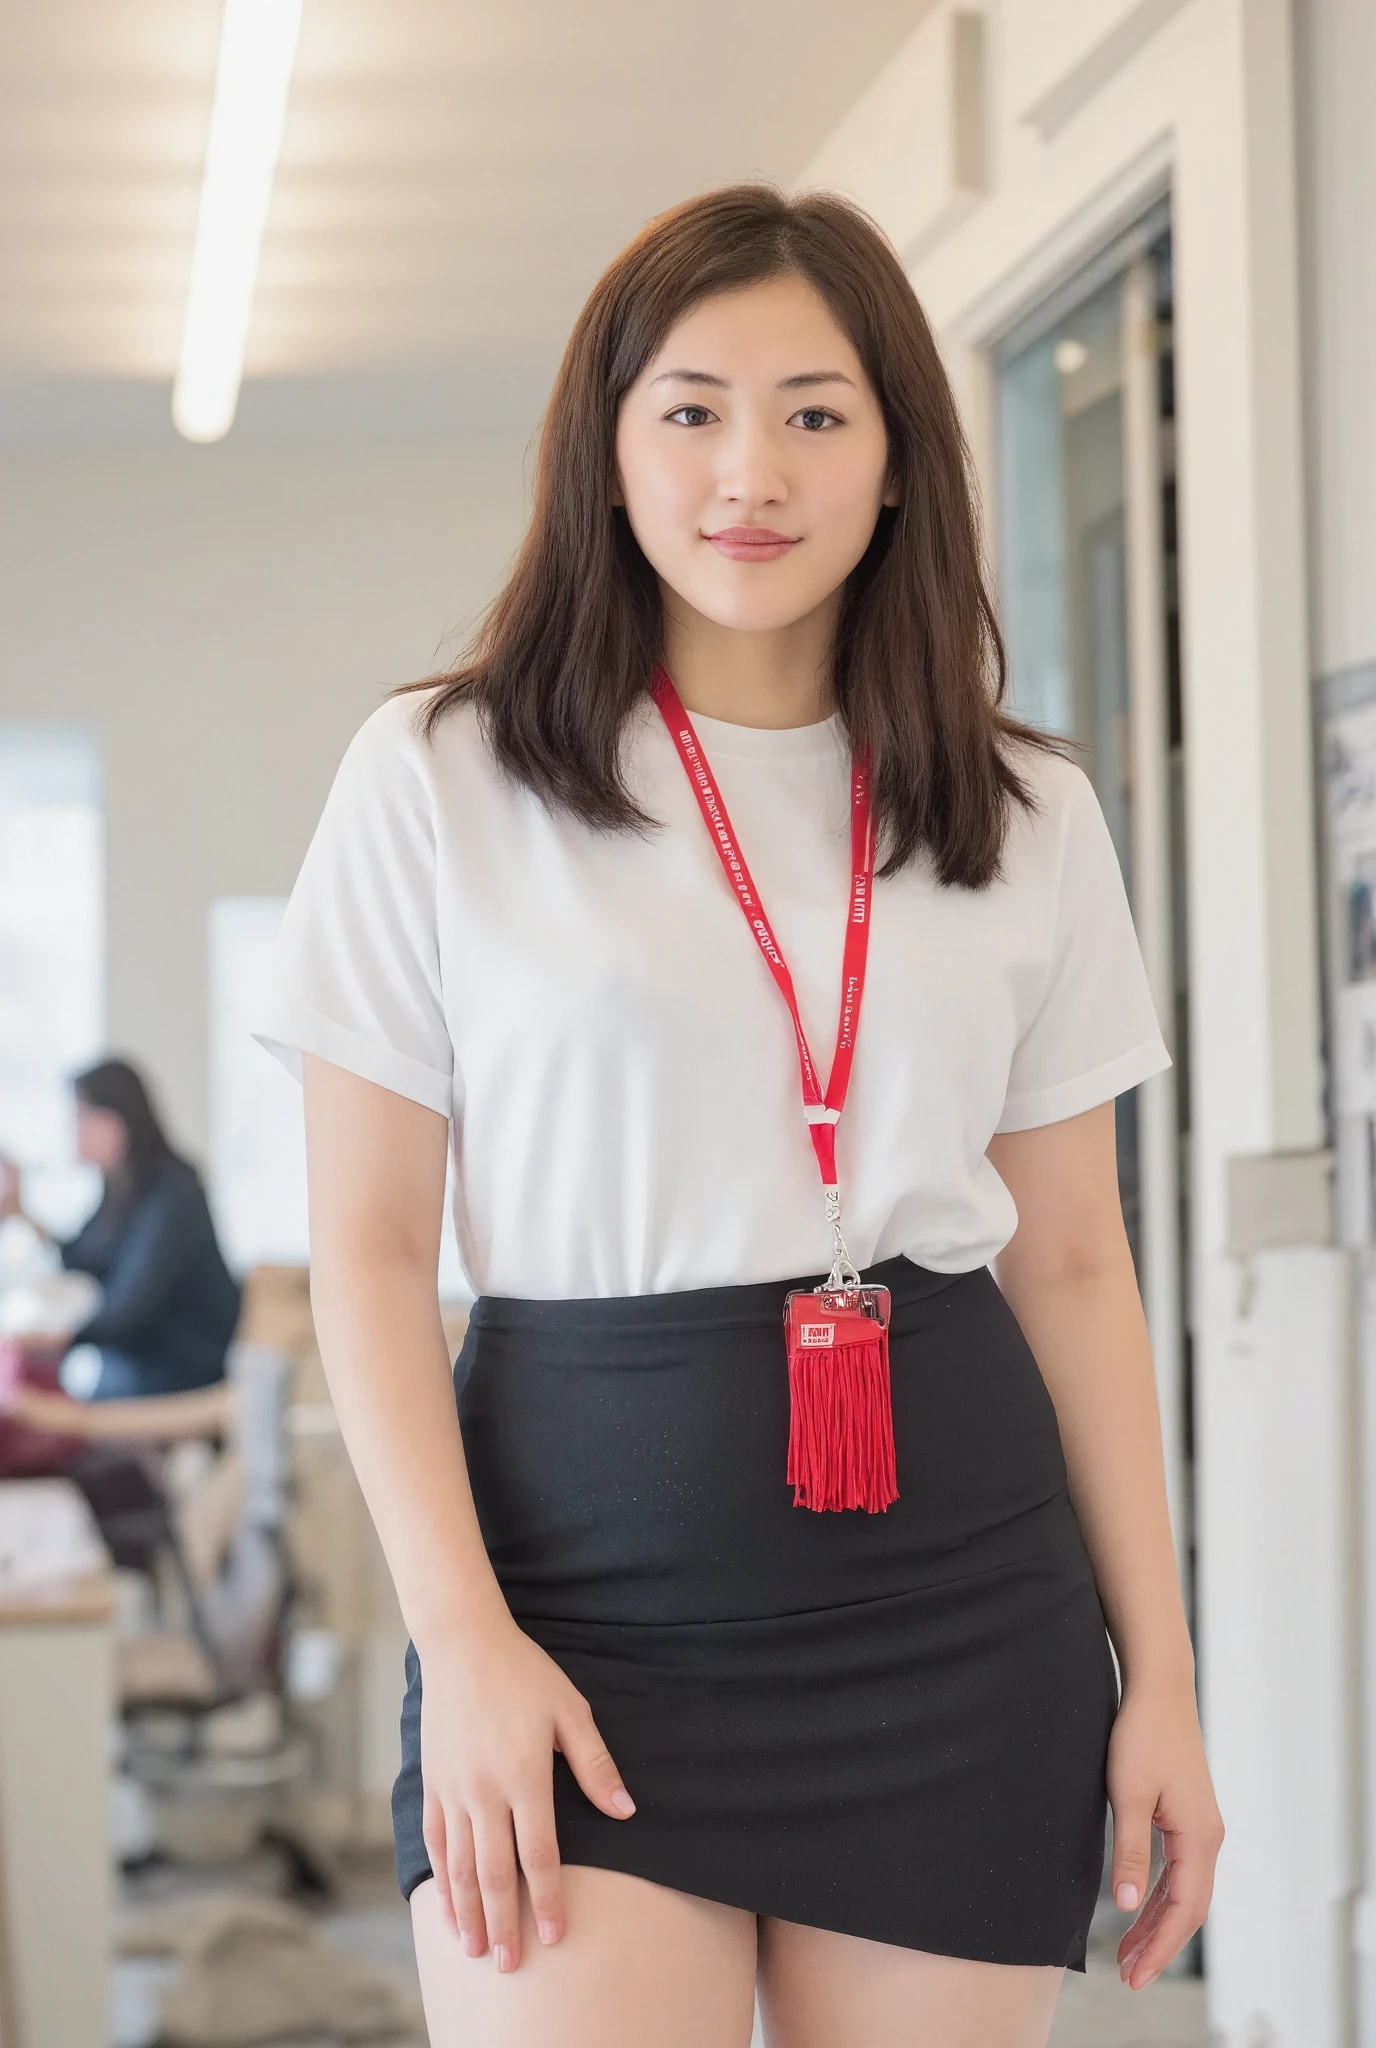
[396,183,1063,886]
[72,1058,180,1225]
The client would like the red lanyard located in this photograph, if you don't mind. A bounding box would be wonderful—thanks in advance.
[649,663,875,1194]
[652,665,898,1515]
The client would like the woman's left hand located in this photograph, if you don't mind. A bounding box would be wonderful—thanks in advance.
[1107,1676,1224,1990]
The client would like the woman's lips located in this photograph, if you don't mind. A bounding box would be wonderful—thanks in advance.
[705,526,799,563]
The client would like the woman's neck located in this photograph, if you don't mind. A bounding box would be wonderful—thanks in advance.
[658,587,839,730]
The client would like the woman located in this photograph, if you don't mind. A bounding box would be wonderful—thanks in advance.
[254,187,1222,2047]
[0,1058,241,1404]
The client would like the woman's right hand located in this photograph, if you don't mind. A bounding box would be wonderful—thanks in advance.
[418,1615,635,1972]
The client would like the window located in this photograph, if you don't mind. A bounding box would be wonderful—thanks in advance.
[0,723,104,1234]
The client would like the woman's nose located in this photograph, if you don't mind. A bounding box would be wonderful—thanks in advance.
[714,417,788,507]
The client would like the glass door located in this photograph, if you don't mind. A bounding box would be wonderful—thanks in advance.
[995,225,1192,1585]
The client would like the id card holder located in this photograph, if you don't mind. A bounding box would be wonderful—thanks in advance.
[784,1283,892,1358]
[782,1284,897,1513]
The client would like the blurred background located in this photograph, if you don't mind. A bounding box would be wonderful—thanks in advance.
[0,2,1370,2044]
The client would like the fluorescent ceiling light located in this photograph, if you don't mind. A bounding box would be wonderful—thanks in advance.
[172,0,303,444]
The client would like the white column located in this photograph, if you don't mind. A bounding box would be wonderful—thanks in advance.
[1202,1242,1357,2048]
[1297,0,1376,2039]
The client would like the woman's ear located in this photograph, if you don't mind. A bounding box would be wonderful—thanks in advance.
[609,466,625,509]
[882,470,902,509]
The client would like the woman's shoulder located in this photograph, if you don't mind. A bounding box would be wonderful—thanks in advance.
[342,685,484,779]
[96,1158,208,1251]
[1001,736,1101,832]
[994,736,1108,890]
[1001,730,1090,804]
[317,688,496,832]
[139,1155,208,1214]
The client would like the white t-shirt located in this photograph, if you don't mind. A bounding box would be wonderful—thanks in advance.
[253,688,1171,1299]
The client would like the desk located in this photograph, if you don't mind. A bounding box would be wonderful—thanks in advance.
[0,1568,113,2048]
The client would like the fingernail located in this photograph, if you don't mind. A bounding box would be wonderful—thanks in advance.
[1140,1969,1160,1989]
[1115,1882,1140,1910]
[537,1918,560,1945]
[493,1944,514,1973]
[461,1931,484,1959]
[611,1788,636,1816]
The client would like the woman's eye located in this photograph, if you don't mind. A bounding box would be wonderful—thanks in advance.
[790,407,842,431]
[665,405,717,427]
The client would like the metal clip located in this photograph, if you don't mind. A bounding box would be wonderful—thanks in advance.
[823,1184,863,1290]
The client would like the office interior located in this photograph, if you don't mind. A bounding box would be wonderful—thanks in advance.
[1,2,1373,2044]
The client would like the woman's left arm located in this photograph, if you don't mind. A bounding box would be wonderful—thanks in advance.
[2,1373,235,1442]
[986,1099,1223,1991]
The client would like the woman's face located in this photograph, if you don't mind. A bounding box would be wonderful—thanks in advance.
[75,1101,128,1172]
[614,274,898,637]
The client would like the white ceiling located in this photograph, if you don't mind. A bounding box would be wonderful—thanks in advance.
[1,0,929,439]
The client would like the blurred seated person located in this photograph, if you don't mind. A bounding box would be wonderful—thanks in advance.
[0,1057,242,1415]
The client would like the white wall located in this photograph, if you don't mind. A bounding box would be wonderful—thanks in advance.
[0,438,531,1163]
[1297,0,1376,681]
[1296,8,1376,2042]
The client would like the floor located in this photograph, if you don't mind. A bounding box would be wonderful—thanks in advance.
[1049,1942,1211,2048]
[111,1849,1212,2048]
[110,1846,428,2048]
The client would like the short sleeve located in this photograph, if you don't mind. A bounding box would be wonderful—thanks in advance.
[251,701,454,1117]
[994,763,1171,1134]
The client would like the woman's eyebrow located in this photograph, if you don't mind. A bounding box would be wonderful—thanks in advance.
[778,370,857,390]
[648,368,857,390]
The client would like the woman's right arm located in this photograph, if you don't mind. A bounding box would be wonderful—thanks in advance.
[301,1053,636,1972]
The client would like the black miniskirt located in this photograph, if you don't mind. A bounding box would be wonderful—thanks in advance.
[393,1256,1117,1971]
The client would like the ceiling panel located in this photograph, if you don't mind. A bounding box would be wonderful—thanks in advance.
[0,0,931,433]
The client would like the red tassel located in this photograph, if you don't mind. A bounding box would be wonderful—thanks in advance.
[786,1325,898,1514]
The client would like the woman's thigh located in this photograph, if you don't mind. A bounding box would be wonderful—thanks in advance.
[411,1867,758,2048]
[756,1917,1063,2048]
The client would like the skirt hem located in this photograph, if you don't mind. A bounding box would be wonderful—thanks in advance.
[396,1851,1090,1974]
